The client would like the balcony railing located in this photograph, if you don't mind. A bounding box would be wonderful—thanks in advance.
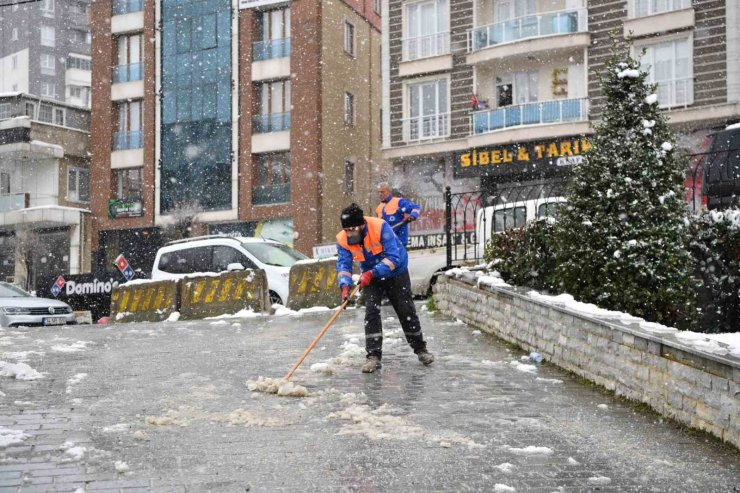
[253,183,291,205]
[632,0,691,18]
[112,0,143,15]
[654,77,693,109]
[112,130,143,150]
[253,38,291,62]
[253,112,291,134]
[470,8,587,52]
[472,98,587,134]
[0,192,29,213]
[403,113,450,142]
[112,63,143,84]
[401,32,450,61]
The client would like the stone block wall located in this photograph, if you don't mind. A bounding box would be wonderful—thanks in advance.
[434,274,740,449]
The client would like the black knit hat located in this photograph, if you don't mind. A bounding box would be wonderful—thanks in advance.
[341,203,365,228]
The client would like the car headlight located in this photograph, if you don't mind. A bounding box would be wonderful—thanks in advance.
[2,307,31,315]
[63,306,73,314]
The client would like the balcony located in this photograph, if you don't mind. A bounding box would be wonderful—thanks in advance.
[471,9,587,51]
[253,38,291,62]
[252,183,290,205]
[112,130,142,150]
[0,193,29,213]
[402,113,450,143]
[631,0,691,18]
[112,63,143,84]
[402,32,450,61]
[253,112,291,134]
[112,0,143,16]
[654,77,693,109]
[473,98,588,134]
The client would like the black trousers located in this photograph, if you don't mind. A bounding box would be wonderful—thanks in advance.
[364,270,427,359]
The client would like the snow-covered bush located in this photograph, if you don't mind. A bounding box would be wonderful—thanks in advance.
[553,41,696,329]
[689,209,740,333]
[484,219,558,293]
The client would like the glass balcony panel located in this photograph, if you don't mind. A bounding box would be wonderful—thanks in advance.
[112,0,143,16]
[252,183,290,205]
[472,98,587,134]
[252,112,291,134]
[112,130,143,150]
[253,38,291,62]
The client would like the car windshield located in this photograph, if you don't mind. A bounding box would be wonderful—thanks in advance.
[241,242,308,267]
[0,282,30,298]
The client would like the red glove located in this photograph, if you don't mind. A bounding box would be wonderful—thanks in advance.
[360,270,375,288]
[341,285,351,304]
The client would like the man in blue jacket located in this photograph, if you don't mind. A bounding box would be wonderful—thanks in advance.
[375,182,421,246]
[336,203,434,373]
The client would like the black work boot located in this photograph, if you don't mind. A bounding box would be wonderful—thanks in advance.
[417,350,435,366]
[362,356,382,373]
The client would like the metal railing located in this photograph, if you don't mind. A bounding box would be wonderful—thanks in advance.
[252,112,291,134]
[403,112,450,142]
[112,130,143,150]
[253,38,291,61]
[653,77,693,109]
[112,0,143,15]
[112,63,143,84]
[473,98,587,134]
[252,183,291,205]
[632,0,691,18]
[469,8,587,51]
[0,192,30,213]
[401,32,450,61]
[444,181,568,268]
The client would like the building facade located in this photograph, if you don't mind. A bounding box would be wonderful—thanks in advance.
[0,94,92,288]
[382,0,740,245]
[0,0,92,108]
[90,0,383,274]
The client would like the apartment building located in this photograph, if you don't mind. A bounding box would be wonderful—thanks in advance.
[382,0,740,242]
[0,0,92,107]
[0,94,92,288]
[90,0,383,273]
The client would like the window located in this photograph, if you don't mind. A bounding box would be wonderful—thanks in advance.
[67,56,92,71]
[404,0,449,60]
[11,55,18,70]
[0,104,10,120]
[254,7,291,60]
[12,84,18,91]
[25,102,36,118]
[255,79,291,132]
[41,0,54,16]
[493,206,526,232]
[253,152,291,205]
[38,104,53,123]
[54,108,65,125]
[344,92,355,125]
[496,71,538,108]
[343,160,355,194]
[11,28,18,41]
[67,167,90,202]
[344,21,355,56]
[406,78,449,140]
[537,202,562,220]
[115,168,143,200]
[68,86,90,106]
[40,53,55,75]
[212,246,254,272]
[640,37,692,108]
[493,0,535,22]
[40,26,55,47]
[633,0,689,18]
[0,172,9,194]
[374,0,381,14]
[114,100,143,149]
[41,82,56,98]
[158,247,212,274]
[114,34,143,82]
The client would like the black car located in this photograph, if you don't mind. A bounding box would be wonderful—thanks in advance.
[703,125,740,210]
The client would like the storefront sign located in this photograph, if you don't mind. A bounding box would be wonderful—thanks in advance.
[454,137,592,178]
[407,231,476,251]
[36,274,119,321]
[108,199,143,219]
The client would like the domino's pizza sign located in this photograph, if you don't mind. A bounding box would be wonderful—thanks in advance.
[50,275,65,297]
[114,254,135,281]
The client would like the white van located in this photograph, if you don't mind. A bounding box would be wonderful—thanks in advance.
[476,197,566,252]
[151,236,309,306]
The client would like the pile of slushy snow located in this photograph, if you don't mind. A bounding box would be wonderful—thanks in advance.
[0,361,43,380]
[246,376,308,397]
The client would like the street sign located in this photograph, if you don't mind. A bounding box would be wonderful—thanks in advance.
[114,254,135,281]
[50,275,65,297]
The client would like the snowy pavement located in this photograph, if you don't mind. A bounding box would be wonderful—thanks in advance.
[1,304,739,492]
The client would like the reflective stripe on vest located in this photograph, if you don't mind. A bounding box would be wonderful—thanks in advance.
[336,216,385,262]
[376,197,401,219]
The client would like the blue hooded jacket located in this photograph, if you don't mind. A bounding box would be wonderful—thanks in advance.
[336,220,409,288]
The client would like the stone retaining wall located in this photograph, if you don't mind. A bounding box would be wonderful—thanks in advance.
[433,273,740,449]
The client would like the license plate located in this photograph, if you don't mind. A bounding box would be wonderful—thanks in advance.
[43,317,67,326]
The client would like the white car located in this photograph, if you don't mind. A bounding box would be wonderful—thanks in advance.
[0,282,76,328]
[476,197,566,253]
[151,236,309,305]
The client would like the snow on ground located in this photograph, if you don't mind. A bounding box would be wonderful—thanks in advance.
[509,360,537,374]
[114,461,130,473]
[0,361,43,380]
[60,441,86,461]
[1,351,44,362]
[536,378,563,384]
[65,373,88,393]
[166,312,181,322]
[246,376,308,397]
[493,485,516,492]
[0,427,29,448]
[588,476,612,485]
[494,463,515,473]
[50,341,90,353]
[506,445,554,456]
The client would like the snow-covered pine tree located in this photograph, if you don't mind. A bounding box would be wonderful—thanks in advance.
[554,40,696,328]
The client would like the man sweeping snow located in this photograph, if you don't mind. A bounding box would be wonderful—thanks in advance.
[335,203,434,373]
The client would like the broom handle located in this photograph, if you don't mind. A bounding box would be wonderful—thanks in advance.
[283,283,362,381]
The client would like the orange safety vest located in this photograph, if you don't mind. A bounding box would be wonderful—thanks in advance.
[376,197,401,218]
[336,216,385,262]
